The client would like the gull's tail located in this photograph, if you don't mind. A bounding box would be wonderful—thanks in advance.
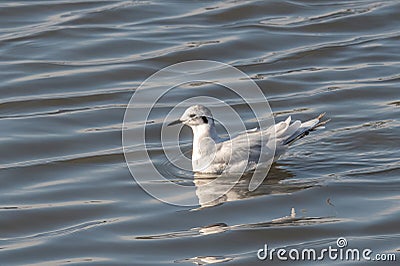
[277,113,330,146]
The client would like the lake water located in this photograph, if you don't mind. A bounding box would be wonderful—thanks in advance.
[0,0,399,265]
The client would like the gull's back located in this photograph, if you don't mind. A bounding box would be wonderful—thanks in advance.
[203,114,328,174]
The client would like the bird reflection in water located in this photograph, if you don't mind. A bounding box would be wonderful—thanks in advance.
[134,165,335,241]
[193,164,315,209]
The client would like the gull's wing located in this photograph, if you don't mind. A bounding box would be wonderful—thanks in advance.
[212,113,329,172]
[280,113,330,145]
[214,129,271,172]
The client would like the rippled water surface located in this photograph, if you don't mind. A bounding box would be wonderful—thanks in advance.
[1,0,399,265]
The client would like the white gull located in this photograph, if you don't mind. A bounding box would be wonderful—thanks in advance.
[168,105,329,174]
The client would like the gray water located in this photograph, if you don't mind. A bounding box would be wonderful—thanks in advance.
[1,0,399,265]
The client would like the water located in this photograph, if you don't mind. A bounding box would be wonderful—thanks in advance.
[1,0,399,265]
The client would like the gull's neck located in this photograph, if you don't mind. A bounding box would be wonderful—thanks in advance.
[191,123,219,142]
[191,122,220,171]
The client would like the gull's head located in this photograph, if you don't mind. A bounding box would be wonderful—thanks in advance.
[168,105,214,128]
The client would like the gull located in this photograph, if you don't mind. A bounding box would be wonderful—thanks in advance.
[168,105,329,174]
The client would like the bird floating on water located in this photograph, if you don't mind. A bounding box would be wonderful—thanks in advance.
[168,105,329,174]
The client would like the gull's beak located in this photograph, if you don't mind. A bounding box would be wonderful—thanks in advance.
[167,119,182,126]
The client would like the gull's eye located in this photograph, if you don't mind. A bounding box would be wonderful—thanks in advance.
[189,114,196,118]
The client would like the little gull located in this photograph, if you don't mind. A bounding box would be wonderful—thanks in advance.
[168,105,329,174]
